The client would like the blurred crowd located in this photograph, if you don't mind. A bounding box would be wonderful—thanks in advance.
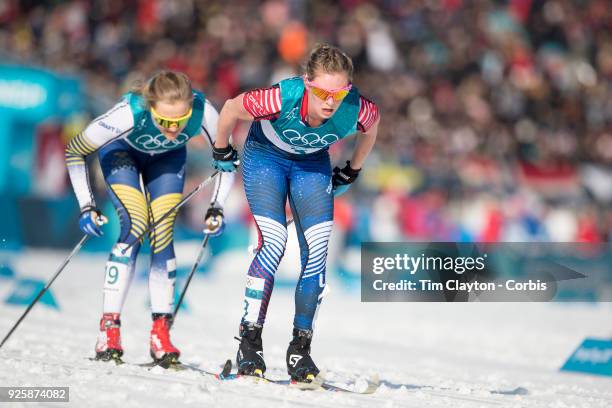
[1,0,611,243]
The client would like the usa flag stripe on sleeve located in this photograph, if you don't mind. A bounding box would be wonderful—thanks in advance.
[357,96,379,132]
[243,86,282,120]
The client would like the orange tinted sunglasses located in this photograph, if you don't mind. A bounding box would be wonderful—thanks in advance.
[304,77,352,102]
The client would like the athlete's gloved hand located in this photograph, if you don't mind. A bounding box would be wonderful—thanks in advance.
[203,206,225,237]
[332,161,361,197]
[212,144,240,172]
[79,206,108,237]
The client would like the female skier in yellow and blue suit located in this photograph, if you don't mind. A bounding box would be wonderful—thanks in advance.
[65,71,236,365]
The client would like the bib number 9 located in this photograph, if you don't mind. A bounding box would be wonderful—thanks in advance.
[106,266,119,285]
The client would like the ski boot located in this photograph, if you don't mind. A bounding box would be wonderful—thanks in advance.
[236,322,266,377]
[95,313,123,363]
[149,313,181,368]
[286,328,320,382]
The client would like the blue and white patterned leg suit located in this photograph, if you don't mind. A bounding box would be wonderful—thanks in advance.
[241,123,333,331]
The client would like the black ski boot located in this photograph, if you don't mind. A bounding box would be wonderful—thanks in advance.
[236,322,266,377]
[286,328,319,382]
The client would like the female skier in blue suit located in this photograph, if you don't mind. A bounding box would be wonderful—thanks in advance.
[211,44,380,381]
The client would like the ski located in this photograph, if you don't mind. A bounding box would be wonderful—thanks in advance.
[87,356,224,379]
[236,370,325,390]
[321,374,380,394]
[88,356,124,365]
[239,370,379,394]
[130,360,227,379]
[219,359,380,394]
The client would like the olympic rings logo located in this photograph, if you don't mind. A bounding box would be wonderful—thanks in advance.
[282,129,339,148]
[134,133,189,150]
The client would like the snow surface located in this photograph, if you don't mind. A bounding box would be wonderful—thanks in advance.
[1,247,611,408]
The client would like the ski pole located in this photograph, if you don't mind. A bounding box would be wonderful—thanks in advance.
[0,235,89,349]
[122,171,219,254]
[171,233,211,327]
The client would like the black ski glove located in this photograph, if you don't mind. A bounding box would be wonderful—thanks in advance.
[332,161,361,196]
[212,145,240,172]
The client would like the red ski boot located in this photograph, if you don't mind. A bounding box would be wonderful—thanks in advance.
[149,313,181,367]
[95,313,123,363]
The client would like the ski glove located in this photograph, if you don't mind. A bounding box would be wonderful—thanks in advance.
[212,145,240,172]
[203,206,225,237]
[79,206,108,237]
[332,161,361,197]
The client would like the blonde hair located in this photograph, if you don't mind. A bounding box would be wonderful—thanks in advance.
[305,43,353,82]
[133,70,193,108]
